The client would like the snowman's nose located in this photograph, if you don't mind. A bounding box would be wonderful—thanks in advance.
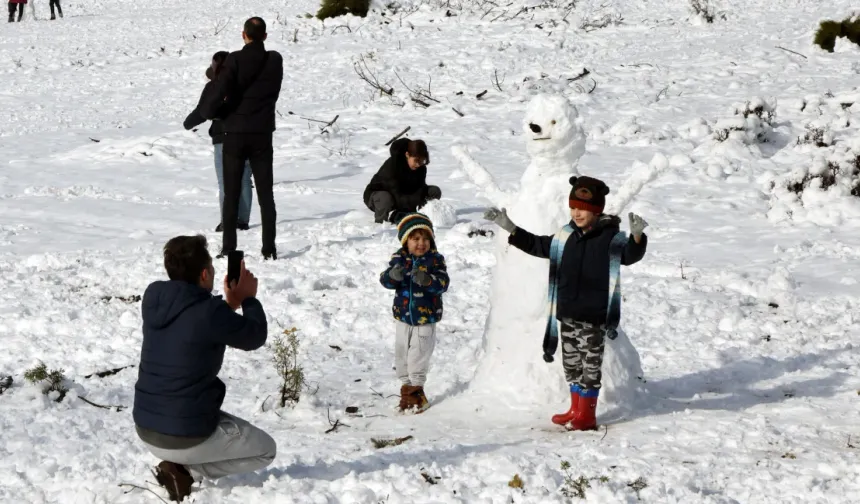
[529,123,542,134]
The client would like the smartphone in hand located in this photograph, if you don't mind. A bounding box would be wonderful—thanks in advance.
[227,250,244,286]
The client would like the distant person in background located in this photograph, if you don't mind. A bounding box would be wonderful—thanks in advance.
[7,0,26,22]
[363,138,442,224]
[184,51,254,233]
[49,0,62,20]
[200,17,284,260]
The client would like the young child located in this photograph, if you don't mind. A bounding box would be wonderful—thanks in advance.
[484,175,649,430]
[380,213,449,412]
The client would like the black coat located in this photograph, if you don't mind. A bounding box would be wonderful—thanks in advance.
[363,138,429,211]
[133,281,267,438]
[183,81,225,145]
[509,215,647,324]
[199,41,284,134]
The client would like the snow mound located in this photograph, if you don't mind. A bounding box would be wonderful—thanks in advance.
[419,199,457,228]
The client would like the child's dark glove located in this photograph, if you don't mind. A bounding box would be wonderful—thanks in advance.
[388,264,405,282]
[412,270,432,287]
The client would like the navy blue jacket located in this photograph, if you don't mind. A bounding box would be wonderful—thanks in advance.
[133,280,267,438]
[380,248,449,325]
[509,215,647,324]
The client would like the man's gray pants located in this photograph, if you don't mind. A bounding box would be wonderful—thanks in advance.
[143,412,276,480]
[395,321,437,386]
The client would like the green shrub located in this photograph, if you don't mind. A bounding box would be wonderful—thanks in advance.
[317,0,371,20]
[814,18,860,52]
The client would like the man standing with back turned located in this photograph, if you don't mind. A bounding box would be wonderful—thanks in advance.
[201,17,283,260]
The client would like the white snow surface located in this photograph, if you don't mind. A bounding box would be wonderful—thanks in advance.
[2,0,860,503]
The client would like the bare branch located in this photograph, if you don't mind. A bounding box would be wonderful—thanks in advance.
[80,396,126,412]
[325,406,349,434]
[452,107,465,117]
[394,71,440,105]
[491,69,505,92]
[385,126,411,146]
[214,19,229,36]
[567,68,591,82]
[776,46,807,60]
[353,56,394,96]
[119,483,169,504]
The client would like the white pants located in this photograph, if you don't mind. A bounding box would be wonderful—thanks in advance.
[394,321,437,386]
[143,412,276,480]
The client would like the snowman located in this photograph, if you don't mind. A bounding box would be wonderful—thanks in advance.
[452,93,645,425]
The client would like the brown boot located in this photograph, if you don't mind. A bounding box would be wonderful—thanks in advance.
[398,384,411,412]
[153,461,193,502]
[403,385,429,413]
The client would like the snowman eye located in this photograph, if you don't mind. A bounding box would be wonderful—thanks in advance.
[551,120,557,125]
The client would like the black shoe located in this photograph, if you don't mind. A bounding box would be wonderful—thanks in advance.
[262,248,277,261]
[153,461,193,502]
[215,223,223,232]
[238,222,250,231]
[50,13,56,20]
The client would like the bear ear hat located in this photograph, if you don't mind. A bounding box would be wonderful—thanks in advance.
[569,176,578,186]
[602,184,610,195]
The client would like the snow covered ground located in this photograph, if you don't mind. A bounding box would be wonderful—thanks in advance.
[2,0,860,502]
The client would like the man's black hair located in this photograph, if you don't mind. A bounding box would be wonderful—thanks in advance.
[163,235,211,285]
[244,17,267,42]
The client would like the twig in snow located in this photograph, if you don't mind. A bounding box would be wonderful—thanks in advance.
[421,471,441,484]
[260,394,272,412]
[119,483,169,504]
[568,68,591,82]
[293,29,299,43]
[655,85,670,102]
[849,435,856,449]
[776,46,807,60]
[370,386,400,399]
[491,69,505,92]
[214,19,229,36]
[329,345,343,351]
[353,56,394,96]
[385,126,411,146]
[80,396,126,412]
[84,365,135,379]
[452,107,465,117]
[395,71,440,105]
[371,435,413,449]
[476,90,488,99]
[89,137,101,143]
[325,406,349,434]
[601,425,609,441]
[331,24,352,35]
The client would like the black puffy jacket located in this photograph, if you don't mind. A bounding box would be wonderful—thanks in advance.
[133,281,267,438]
[183,81,225,144]
[363,138,429,211]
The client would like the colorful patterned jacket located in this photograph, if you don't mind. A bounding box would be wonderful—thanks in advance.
[379,248,449,326]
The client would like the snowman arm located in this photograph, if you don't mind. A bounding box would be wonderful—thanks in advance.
[508,227,553,259]
[621,233,648,266]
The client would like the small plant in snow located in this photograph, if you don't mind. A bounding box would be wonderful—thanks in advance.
[627,477,648,500]
[689,0,724,24]
[813,17,860,53]
[713,98,776,144]
[271,327,305,407]
[317,0,371,20]
[797,126,833,148]
[559,461,590,499]
[24,362,69,401]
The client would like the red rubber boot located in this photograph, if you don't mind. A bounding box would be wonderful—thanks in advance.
[569,389,599,431]
[551,386,581,426]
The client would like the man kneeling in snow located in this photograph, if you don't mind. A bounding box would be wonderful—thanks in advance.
[133,235,275,502]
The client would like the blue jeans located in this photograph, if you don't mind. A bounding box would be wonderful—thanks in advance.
[214,143,253,224]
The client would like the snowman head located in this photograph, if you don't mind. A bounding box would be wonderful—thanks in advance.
[523,94,583,159]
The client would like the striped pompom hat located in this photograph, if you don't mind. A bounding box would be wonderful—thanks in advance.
[396,213,435,246]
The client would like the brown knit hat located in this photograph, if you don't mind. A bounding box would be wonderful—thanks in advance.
[568,176,609,214]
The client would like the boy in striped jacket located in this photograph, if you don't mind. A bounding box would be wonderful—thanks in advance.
[485,176,648,430]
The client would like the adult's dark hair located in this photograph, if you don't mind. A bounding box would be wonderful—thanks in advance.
[244,17,267,42]
[163,235,211,284]
[407,140,429,163]
[206,51,230,80]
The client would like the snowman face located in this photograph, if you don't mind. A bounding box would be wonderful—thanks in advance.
[523,94,581,158]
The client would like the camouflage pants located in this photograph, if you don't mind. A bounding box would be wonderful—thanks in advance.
[560,319,606,389]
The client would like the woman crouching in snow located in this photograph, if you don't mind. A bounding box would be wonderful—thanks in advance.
[485,175,649,430]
